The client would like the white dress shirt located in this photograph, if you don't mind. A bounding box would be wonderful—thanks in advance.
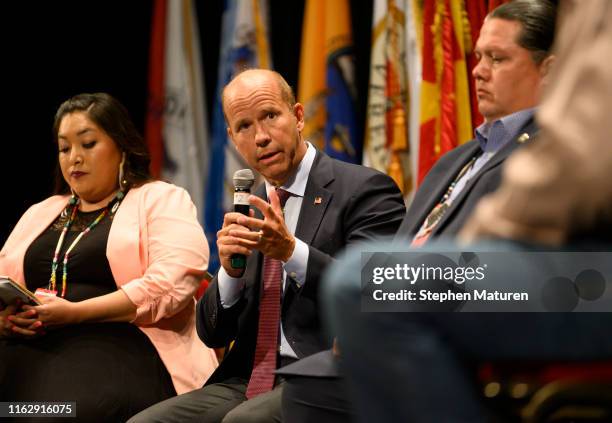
[217,142,316,358]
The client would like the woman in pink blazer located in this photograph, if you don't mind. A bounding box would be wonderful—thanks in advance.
[0,93,217,421]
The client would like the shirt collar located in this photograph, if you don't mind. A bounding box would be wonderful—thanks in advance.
[475,108,535,153]
[265,142,315,198]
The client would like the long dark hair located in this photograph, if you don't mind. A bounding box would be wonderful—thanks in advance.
[52,92,152,194]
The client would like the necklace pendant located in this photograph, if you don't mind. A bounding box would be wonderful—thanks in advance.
[111,201,120,214]
[426,203,448,229]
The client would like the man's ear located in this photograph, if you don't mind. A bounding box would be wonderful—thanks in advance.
[294,103,305,132]
[226,127,240,151]
[539,54,555,79]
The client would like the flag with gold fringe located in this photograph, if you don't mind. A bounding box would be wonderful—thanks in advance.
[364,0,423,202]
[298,0,359,163]
[418,0,473,184]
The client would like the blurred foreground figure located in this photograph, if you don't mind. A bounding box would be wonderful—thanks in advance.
[325,2,612,422]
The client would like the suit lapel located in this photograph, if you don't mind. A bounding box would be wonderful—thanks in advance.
[407,143,481,236]
[471,119,537,181]
[248,152,334,294]
[434,118,538,234]
[295,151,334,245]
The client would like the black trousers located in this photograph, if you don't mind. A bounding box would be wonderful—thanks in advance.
[127,377,283,423]
[282,376,353,423]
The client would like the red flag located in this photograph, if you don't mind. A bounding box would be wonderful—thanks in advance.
[145,0,166,178]
[465,0,487,130]
[418,0,473,184]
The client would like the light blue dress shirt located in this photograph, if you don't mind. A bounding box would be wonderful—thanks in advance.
[447,108,535,204]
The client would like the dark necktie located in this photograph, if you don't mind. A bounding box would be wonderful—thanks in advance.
[246,188,292,399]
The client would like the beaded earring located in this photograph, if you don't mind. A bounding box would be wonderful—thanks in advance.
[118,152,127,193]
[112,152,127,214]
[62,190,79,218]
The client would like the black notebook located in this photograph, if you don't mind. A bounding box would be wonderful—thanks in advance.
[0,275,41,306]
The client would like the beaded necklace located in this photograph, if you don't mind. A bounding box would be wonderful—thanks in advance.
[49,191,124,297]
[426,155,478,226]
[411,155,478,246]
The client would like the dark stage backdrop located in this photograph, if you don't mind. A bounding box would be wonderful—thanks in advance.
[2,0,373,244]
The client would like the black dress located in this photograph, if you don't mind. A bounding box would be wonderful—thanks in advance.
[0,207,176,422]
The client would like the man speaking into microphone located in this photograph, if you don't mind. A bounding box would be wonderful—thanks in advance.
[130,69,405,423]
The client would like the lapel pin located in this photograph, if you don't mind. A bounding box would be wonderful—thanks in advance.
[314,196,322,205]
[517,133,530,144]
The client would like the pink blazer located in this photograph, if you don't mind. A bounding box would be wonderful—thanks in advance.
[0,181,217,394]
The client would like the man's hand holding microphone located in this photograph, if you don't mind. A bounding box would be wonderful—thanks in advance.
[217,169,295,278]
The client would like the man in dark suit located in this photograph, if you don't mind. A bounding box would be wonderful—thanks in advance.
[396,0,555,245]
[130,69,405,423]
[285,1,558,422]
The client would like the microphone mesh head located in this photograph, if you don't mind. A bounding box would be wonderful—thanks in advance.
[233,169,255,189]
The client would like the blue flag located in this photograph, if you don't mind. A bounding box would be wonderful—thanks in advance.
[204,0,271,273]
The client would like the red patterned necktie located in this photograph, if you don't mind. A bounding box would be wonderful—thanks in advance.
[246,188,292,399]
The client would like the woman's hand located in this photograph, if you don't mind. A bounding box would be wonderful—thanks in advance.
[27,296,81,328]
[1,301,43,338]
[0,303,17,337]
[20,290,136,328]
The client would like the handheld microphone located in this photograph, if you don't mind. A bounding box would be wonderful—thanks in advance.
[231,169,255,269]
